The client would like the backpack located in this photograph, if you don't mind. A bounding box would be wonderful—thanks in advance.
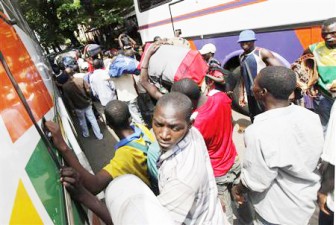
[125,132,160,195]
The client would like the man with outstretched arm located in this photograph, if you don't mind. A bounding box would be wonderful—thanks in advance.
[45,99,155,196]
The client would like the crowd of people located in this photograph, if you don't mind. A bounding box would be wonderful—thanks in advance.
[46,17,335,225]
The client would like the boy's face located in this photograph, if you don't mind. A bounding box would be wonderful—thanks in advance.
[152,105,190,152]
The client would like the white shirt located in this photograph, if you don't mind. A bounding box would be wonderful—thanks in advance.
[242,104,324,225]
[73,72,87,79]
[89,69,116,106]
[104,58,114,70]
[157,127,228,225]
[105,175,174,225]
[111,74,138,102]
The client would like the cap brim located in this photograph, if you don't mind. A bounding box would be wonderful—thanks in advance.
[237,38,256,43]
[199,49,207,55]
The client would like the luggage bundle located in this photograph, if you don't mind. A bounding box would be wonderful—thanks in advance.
[108,55,140,77]
[139,44,208,87]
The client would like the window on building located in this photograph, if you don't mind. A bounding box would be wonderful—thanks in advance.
[138,0,172,12]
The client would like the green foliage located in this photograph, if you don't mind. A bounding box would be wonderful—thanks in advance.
[18,0,133,49]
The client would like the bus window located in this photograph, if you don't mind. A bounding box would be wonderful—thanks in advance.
[138,0,172,12]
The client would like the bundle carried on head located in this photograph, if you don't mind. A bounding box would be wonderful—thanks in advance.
[139,44,208,87]
[108,55,140,77]
[84,44,101,57]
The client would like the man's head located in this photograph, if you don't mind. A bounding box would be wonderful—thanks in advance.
[153,36,162,42]
[152,92,192,151]
[199,43,216,62]
[64,67,74,77]
[72,64,79,73]
[253,66,296,107]
[93,59,104,69]
[322,17,336,49]
[105,100,131,130]
[238,30,256,53]
[80,62,89,72]
[174,29,182,37]
[123,46,135,57]
[171,78,201,109]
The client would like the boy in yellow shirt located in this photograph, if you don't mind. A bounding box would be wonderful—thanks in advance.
[46,100,155,196]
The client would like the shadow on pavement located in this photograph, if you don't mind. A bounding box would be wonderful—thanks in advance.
[71,115,118,174]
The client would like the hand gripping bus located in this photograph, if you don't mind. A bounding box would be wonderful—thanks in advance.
[0,1,101,224]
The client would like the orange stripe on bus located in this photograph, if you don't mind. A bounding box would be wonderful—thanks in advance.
[0,15,53,142]
[295,27,322,50]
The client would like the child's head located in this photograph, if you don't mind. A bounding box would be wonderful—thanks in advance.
[105,100,131,129]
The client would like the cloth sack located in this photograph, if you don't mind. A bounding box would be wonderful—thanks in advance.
[84,44,101,57]
[108,55,140,77]
[139,44,208,86]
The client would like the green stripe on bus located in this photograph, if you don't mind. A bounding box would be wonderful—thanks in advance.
[25,140,86,225]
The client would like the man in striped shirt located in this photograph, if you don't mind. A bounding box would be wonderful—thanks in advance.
[153,92,229,225]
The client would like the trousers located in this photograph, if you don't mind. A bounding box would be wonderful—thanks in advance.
[75,105,103,140]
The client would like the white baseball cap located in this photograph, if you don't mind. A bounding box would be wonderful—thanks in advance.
[199,43,216,55]
[80,62,89,70]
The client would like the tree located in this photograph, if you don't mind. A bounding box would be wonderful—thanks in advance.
[19,0,133,51]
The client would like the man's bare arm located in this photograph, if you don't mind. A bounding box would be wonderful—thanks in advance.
[139,43,163,100]
[45,121,112,194]
[118,34,124,49]
[61,167,113,225]
[260,48,284,66]
[206,74,225,84]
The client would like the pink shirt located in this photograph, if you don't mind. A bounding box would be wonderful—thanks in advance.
[193,90,237,177]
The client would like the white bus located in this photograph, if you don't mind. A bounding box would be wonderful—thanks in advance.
[0,1,101,224]
[133,0,335,112]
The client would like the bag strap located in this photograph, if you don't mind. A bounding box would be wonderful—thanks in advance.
[123,126,151,154]
[243,61,263,111]
[243,61,255,87]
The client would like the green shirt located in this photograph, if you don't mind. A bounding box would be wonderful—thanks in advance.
[309,42,336,97]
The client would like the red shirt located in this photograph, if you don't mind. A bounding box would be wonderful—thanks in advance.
[193,90,237,177]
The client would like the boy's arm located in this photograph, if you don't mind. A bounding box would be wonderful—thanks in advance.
[206,73,225,84]
[61,167,113,225]
[45,121,112,194]
[318,161,335,215]
[238,77,246,107]
[231,181,249,204]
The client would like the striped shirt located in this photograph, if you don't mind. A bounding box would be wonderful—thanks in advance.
[157,127,227,225]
